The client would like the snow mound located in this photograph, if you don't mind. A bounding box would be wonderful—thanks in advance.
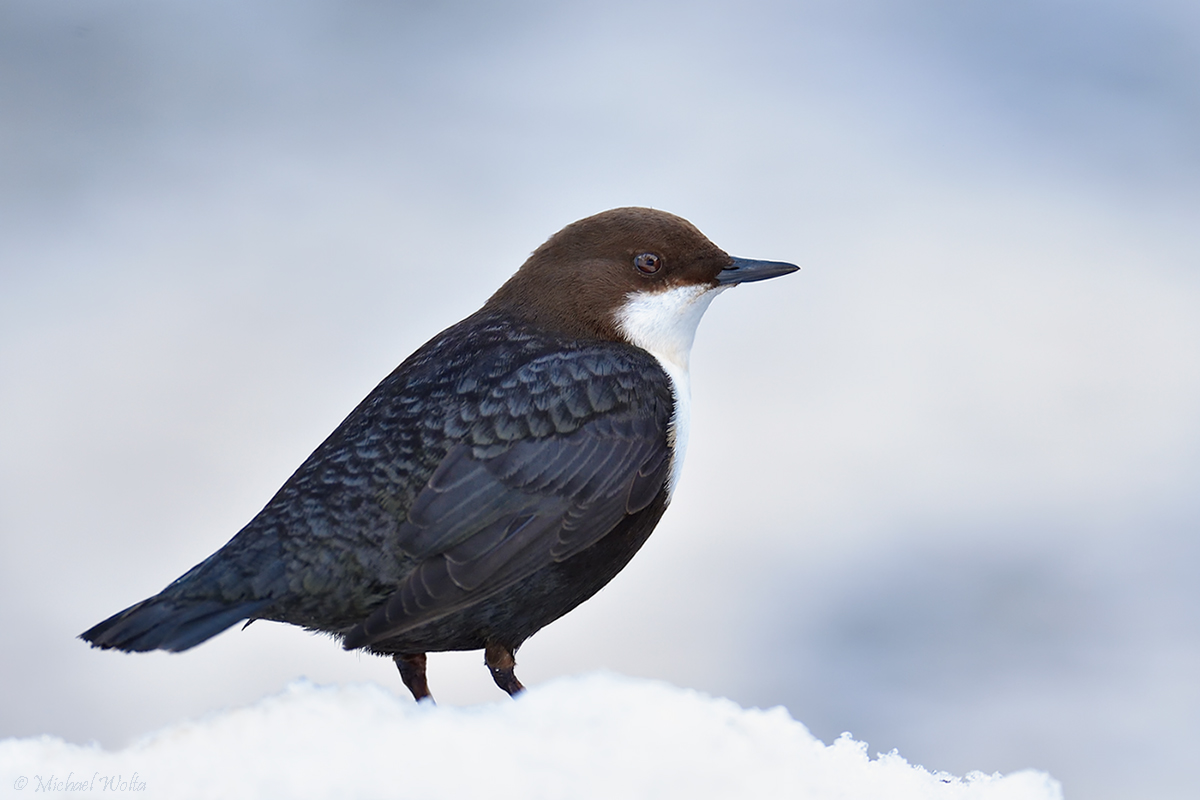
[1,673,1060,799]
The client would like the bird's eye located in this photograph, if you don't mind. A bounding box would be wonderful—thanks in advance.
[634,253,662,274]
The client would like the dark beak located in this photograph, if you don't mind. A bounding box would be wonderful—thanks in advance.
[716,257,800,286]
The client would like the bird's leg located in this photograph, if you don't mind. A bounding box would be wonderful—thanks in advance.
[395,653,434,703]
[484,642,525,697]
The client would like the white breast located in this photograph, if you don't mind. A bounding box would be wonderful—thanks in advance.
[614,283,726,500]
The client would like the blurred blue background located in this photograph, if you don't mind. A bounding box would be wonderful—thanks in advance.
[2,2,1198,798]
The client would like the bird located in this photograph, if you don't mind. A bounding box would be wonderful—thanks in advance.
[80,207,798,701]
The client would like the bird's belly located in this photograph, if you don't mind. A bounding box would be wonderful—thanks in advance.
[364,494,669,655]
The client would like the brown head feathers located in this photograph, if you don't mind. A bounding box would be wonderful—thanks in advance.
[483,208,737,341]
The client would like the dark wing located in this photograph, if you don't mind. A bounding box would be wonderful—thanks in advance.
[342,408,670,649]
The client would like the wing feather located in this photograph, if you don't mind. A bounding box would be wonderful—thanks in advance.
[345,409,670,648]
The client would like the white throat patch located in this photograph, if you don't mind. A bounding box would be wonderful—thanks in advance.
[614,283,726,501]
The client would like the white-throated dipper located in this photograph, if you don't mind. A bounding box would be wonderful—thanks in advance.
[81,207,798,701]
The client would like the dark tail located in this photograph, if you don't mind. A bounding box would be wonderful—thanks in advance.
[80,594,272,653]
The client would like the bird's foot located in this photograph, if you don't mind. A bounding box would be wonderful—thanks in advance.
[395,653,434,703]
[484,642,525,697]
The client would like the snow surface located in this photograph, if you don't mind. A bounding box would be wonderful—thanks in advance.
[1,674,1059,800]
